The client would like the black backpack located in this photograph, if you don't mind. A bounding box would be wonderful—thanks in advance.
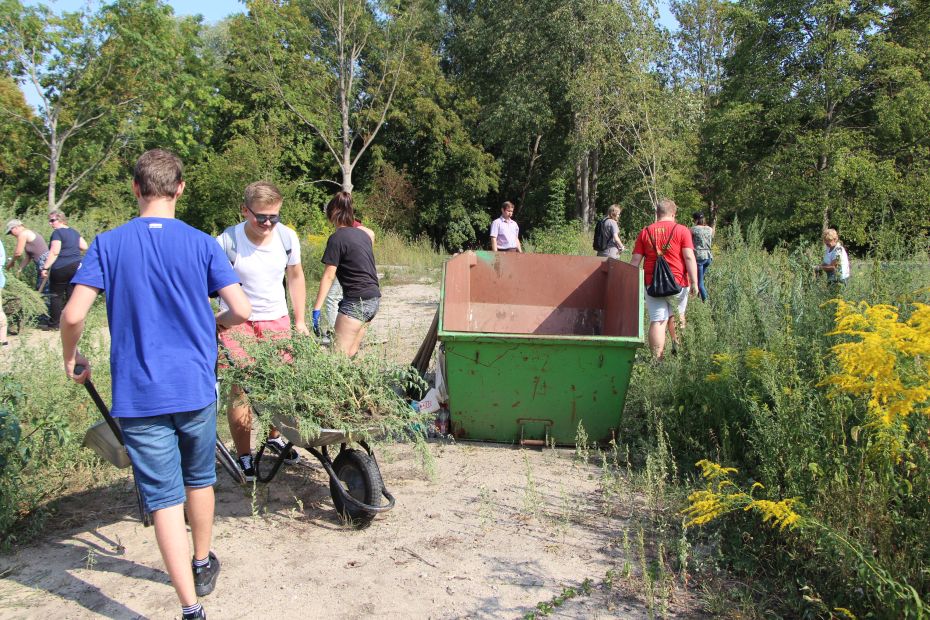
[592,217,612,252]
[646,224,682,298]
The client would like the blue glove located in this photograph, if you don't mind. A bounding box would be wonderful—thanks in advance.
[312,309,321,336]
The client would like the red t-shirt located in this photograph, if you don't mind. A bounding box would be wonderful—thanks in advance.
[633,222,694,287]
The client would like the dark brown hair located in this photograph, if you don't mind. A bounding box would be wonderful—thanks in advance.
[501,201,514,212]
[133,149,183,199]
[326,191,355,227]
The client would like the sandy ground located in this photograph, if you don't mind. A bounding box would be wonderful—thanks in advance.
[0,283,699,619]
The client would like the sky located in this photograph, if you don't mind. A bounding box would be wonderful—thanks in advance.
[36,0,244,23]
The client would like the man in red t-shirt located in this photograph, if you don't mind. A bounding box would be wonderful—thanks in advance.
[631,198,698,359]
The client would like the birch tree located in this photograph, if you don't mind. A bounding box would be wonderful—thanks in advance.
[249,0,425,193]
[0,2,144,212]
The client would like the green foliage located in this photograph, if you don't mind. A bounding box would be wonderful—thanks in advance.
[221,334,429,443]
[0,304,112,546]
[624,220,930,615]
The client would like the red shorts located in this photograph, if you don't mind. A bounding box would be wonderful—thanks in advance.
[219,315,291,362]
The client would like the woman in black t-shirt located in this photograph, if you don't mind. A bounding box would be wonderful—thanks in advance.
[312,192,380,356]
[42,210,88,329]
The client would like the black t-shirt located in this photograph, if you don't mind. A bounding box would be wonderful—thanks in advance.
[50,227,82,268]
[321,227,381,299]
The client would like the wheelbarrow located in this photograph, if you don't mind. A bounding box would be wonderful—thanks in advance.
[251,405,396,528]
[77,364,246,526]
[218,346,395,527]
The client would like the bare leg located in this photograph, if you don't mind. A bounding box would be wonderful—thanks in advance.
[226,385,252,457]
[152,504,197,607]
[648,319,668,359]
[334,313,368,357]
[186,486,214,562]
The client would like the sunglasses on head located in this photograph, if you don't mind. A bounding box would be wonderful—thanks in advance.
[245,206,280,225]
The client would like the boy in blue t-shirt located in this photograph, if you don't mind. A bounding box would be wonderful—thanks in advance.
[60,149,251,620]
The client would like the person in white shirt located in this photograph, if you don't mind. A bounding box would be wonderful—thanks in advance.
[490,201,522,252]
[815,228,850,285]
[216,181,308,481]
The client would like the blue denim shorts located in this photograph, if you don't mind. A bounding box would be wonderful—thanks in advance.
[337,296,380,323]
[120,402,217,513]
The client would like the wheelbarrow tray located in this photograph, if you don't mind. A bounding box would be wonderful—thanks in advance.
[254,411,394,525]
[270,412,379,448]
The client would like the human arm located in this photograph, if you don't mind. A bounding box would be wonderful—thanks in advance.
[312,264,338,333]
[683,248,699,297]
[490,237,498,251]
[490,219,499,251]
[612,231,625,253]
[79,236,88,251]
[215,283,251,328]
[630,253,643,268]
[358,225,375,244]
[41,238,62,275]
[61,284,100,383]
[286,262,309,334]
[7,233,28,270]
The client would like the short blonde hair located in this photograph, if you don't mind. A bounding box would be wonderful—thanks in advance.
[49,210,68,224]
[608,204,621,217]
[656,198,677,217]
[822,228,839,244]
[243,181,283,210]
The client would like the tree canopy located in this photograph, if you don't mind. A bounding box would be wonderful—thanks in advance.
[0,0,926,249]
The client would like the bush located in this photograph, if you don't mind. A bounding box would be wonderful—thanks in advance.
[0,304,113,546]
[623,220,930,616]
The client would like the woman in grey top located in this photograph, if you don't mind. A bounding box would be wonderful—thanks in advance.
[596,204,625,259]
[5,219,49,290]
[690,211,715,301]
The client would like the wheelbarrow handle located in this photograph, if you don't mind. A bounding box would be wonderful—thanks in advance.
[74,364,125,445]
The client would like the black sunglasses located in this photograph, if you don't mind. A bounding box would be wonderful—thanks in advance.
[48,218,58,223]
[245,206,280,225]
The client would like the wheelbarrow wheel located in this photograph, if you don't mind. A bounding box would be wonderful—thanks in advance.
[329,448,383,527]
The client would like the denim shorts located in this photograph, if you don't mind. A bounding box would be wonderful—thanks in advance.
[337,296,380,323]
[120,401,217,513]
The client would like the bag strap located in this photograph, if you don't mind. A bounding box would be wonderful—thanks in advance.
[221,224,293,266]
[220,225,237,265]
[647,223,677,255]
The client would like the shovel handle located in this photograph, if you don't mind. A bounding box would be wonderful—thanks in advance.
[74,364,125,445]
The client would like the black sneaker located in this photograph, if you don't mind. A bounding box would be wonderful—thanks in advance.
[237,454,256,482]
[192,551,220,597]
[182,606,207,619]
[266,436,300,464]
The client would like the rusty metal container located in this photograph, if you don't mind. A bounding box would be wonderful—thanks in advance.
[438,251,644,445]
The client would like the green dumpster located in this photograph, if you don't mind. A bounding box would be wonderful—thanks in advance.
[438,251,644,445]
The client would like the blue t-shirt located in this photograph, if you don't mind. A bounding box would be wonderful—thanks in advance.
[50,227,83,268]
[72,217,239,418]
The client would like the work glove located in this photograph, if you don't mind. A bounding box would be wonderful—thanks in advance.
[312,309,321,336]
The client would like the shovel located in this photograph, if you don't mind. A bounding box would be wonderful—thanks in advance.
[76,364,152,527]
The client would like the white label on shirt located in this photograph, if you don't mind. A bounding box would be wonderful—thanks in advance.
[149,223,163,229]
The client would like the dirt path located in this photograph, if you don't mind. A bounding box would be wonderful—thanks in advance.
[0,284,697,619]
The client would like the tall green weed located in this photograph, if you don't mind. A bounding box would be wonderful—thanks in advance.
[623,220,930,616]
[0,303,114,546]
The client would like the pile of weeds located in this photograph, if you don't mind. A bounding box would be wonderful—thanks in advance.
[222,333,429,444]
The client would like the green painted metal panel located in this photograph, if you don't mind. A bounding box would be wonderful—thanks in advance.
[438,251,644,445]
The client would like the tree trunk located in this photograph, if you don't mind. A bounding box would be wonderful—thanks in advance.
[47,116,58,213]
[575,152,590,225]
[518,134,542,210]
[589,147,599,229]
